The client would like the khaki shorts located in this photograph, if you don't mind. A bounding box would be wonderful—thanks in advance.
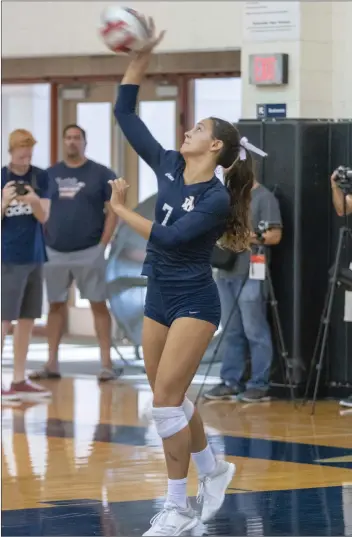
[44,243,107,303]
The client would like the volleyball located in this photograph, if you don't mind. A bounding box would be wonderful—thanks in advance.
[99,6,150,54]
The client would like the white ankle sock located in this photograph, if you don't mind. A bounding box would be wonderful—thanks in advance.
[166,477,188,509]
[192,444,217,477]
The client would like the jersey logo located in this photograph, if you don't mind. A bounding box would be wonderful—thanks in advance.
[165,173,175,182]
[182,196,195,212]
[5,199,33,218]
[55,177,86,199]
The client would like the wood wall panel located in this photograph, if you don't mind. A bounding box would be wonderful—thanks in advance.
[3,51,240,82]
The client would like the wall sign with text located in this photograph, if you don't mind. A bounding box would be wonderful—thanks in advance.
[256,104,287,119]
[243,1,300,42]
[249,54,289,86]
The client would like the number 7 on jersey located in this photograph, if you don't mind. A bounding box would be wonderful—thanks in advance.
[161,203,173,226]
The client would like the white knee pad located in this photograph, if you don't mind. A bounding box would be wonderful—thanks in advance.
[183,397,195,422]
[152,405,188,439]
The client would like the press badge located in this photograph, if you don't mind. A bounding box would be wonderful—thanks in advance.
[249,253,266,280]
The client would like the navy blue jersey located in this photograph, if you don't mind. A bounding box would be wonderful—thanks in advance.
[45,159,115,252]
[1,165,51,264]
[114,84,231,283]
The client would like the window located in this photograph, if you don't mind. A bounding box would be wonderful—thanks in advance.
[194,78,242,124]
[77,102,112,168]
[1,84,51,169]
[138,101,176,203]
[74,102,113,308]
[194,78,242,183]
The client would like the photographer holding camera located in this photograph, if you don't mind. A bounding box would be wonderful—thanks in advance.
[204,179,282,403]
[331,168,352,217]
[330,167,352,409]
[1,129,52,402]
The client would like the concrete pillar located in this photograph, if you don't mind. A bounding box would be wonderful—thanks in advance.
[331,2,352,118]
[241,1,351,120]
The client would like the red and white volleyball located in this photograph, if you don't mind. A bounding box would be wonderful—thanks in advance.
[99,6,149,54]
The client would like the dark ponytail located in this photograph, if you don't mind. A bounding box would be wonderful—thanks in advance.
[210,117,254,252]
[220,152,254,252]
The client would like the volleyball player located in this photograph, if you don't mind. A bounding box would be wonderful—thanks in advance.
[110,19,267,536]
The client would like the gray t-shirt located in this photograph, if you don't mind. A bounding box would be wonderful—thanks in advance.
[219,184,282,277]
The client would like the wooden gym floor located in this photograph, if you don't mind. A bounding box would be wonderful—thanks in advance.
[2,371,352,536]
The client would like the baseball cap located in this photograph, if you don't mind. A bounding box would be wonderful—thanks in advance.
[9,129,37,151]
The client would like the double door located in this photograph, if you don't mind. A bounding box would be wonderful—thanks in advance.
[59,79,181,335]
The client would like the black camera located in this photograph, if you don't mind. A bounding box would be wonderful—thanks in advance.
[334,165,352,195]
[15,181,28,196]
[255,220,270,241]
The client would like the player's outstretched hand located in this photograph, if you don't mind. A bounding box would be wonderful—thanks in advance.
[109,177,130,209]
[138,16,165,54]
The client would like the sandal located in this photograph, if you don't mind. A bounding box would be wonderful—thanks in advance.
[97,367,123,382]
[29,369,62,380]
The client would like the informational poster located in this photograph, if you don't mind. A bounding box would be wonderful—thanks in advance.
[243,1,300,42]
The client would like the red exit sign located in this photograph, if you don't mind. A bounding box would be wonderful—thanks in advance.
[249,54,289,86]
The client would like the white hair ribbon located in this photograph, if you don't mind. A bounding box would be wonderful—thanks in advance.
[239,136,268,161]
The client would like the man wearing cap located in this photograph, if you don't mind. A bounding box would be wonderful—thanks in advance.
[1,129,52,402]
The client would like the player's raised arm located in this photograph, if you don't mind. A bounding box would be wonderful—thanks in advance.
[114,18,167,172]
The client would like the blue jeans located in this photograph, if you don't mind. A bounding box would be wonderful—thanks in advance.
[217,277,273,390]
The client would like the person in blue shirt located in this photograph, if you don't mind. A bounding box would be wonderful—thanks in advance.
[1,129,52,403]
[29,124,120,383]
[111,19,266,537]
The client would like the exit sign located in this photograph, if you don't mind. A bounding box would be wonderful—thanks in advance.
[249,54,289,86]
